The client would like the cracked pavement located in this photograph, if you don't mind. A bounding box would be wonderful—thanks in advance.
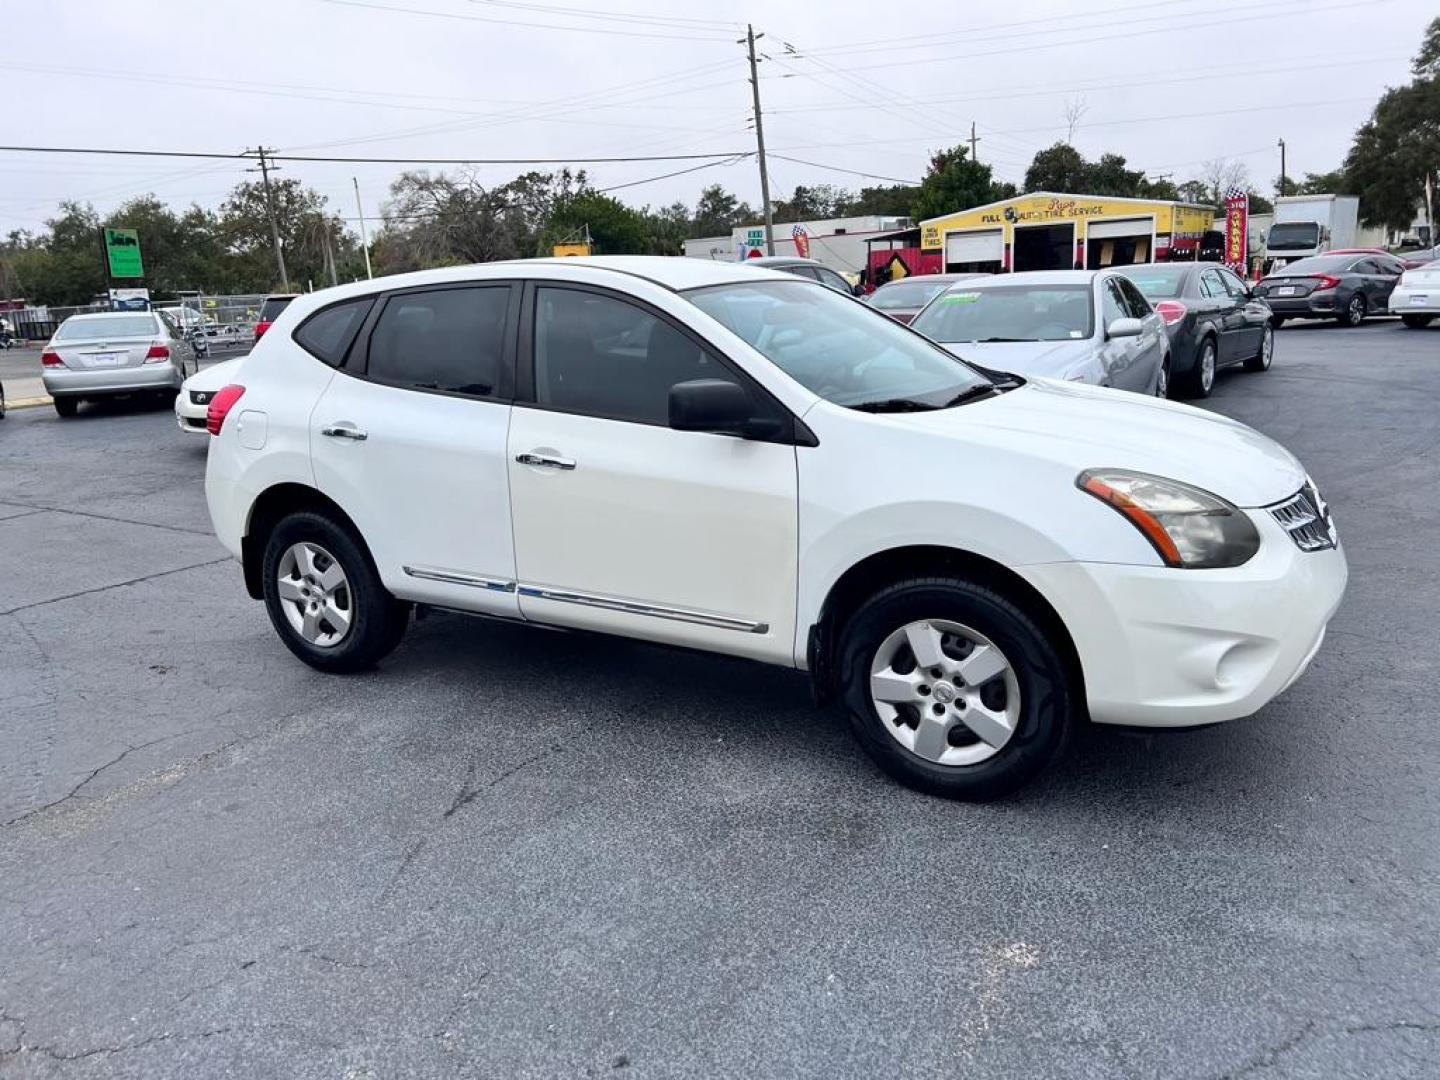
[2,326,1439,1078]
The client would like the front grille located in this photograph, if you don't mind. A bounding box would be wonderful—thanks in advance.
[1269,483,1337,552]
[190,390,213,405]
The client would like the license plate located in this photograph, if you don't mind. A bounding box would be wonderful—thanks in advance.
[87,352,126,367]
[1277,286,1300,296]
[1412,294,1429,305]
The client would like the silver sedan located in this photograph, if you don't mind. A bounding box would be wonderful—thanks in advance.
[41,311,199,418]
[909,270,1171,397]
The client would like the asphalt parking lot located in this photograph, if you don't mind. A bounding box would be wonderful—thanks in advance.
[2,320,1438,1078]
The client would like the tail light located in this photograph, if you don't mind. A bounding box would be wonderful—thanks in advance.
[144,344,171,363]
[40,350,63,367]
[206,384,246,435]
[1310,274,1341,291]
[1154,300,1188,327]
[254,321,271,340]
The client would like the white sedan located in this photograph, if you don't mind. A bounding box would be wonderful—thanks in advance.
[910,270,1172,397]
[175,357,243,434]
[1391,259,1440,328]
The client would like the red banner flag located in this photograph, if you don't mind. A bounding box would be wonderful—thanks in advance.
[1223,188,1249,276]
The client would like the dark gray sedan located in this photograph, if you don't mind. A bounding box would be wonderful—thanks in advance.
[867,273,989,324]
[1256,252,1405,327]
[1116,262,1273,398]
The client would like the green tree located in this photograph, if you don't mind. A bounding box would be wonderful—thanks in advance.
[544,191,650,255]
[772,183,852,224]
[911,146,1015,222]
[1299,170,1349,195]
[691,184,753,238]
[1023,143,1091,193]
[219,177,356,291]
[1344,17,1440,230]
[841,184,922,217]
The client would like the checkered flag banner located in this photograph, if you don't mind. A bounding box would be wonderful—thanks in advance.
[1224,185,1248,203]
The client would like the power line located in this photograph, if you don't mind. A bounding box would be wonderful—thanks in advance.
[320,0,737,42]
[463,0,739,31]
[0,145,751,165]
[768,155,919,187]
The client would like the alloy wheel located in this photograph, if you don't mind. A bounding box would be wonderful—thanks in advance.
[1347,297,1365,326]
[1259,326,1273,368]
[868,619,1022,767]
[1155,360,1170,398]
[1200,341,1216,393]
[276,541,353,648]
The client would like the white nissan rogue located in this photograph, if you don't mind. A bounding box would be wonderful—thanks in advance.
[204,257,1346,799]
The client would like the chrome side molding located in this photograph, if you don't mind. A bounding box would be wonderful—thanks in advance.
[516,585,768,634]
[402,566,516,593]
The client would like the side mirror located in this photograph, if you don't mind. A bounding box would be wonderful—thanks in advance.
[1106,317,1144,339]
[669,379,781,440]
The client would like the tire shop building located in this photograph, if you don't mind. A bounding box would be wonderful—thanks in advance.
[917,193,1216,274]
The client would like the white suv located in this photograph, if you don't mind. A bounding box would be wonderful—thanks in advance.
[204,257,1346,799]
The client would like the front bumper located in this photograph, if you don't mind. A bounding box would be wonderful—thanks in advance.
[1017,509,1347,727]
[44,363,182,398]
[1389,285,1440,314]
[1263,290,1338,317]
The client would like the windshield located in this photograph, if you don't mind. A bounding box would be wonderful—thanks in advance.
[1118,266,1188,299]
[260,297,294,322]
[869,280,951,310]
[1273,255,1354,275]
[54,314,157,340]
[1268,222,1320,250]
[685,280,992,409]
[912,284,1094,342]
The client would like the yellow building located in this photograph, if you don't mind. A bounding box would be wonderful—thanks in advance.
[919,193,1216,274]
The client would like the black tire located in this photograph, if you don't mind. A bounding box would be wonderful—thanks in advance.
[53,397,79,418]
[1271,317,1286,328]
[1244,323,1273,373]
[1178,336,1216,399]
[260,510,408,673]
[1337,294,1366,327]
[1401,314,1433,329]
[836,576,1076,801]
[1155,353,1171,399]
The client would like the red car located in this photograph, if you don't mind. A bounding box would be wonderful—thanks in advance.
[253,294,297,341]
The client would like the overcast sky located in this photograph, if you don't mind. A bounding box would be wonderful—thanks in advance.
[1,0,1433,236]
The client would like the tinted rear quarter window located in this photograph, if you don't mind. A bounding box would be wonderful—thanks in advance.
[260,297,294,322]
[294,298,374,366]
[365,287,509,398]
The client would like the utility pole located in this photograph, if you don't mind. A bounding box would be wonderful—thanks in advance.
[352,176,373,279]
[742,24,774,255]
[248,146,290,292]
[969,121,980,165]
[1277,138,1287,200]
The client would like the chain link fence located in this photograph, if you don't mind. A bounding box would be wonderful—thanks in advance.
[4,294,271,353]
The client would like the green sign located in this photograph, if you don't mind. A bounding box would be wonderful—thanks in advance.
[105,228,144,278]
[747,228,764,247]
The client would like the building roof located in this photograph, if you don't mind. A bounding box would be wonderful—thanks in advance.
[917,191,1215,228]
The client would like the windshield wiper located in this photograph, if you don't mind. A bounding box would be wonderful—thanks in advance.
[851,398,939,413]
[968,336,1033,343]
[944,384,1002,407]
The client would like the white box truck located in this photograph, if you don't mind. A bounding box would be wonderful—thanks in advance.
[1265,195,1360,266]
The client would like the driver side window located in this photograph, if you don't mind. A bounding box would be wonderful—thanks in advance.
[533,286,742,427]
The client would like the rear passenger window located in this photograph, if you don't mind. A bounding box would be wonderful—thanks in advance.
[366,287,509,398]
[533,287,739,426]
[294,298,374,366]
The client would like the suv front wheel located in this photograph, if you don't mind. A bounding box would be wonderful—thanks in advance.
[261,510,408,673]
[837,577,1074,800]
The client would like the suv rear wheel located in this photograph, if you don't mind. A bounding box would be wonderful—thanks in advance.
[261,510,408,673]
[836,577,1074,800]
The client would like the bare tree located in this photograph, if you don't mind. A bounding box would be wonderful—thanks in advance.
[1199,157,1250,206]
[1064,95,1089,144]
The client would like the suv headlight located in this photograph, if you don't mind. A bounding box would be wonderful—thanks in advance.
[1077,469,1260,568]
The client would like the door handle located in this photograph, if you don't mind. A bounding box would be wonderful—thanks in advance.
[516,451,576,470]
[321,423,368,441]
